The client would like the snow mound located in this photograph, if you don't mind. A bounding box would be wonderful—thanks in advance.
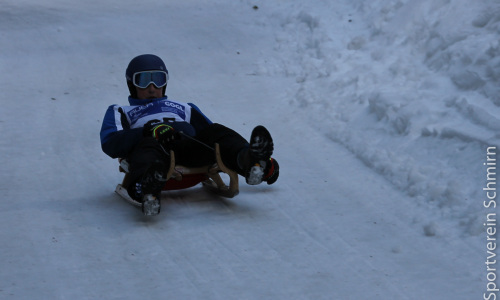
[259,0,500,236]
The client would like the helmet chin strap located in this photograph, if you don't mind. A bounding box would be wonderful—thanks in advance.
[127,81,137,98]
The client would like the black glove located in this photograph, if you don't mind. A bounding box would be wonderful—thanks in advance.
[143,120,177,148]
[143,119,162,135]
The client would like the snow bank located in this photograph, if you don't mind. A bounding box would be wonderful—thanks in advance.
[258,0,500,236]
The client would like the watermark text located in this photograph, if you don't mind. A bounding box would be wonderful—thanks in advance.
[484,146,498,300]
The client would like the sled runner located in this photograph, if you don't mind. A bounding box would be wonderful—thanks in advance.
[115,144,239,208]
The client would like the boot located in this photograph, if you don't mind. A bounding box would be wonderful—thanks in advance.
[128,160,168,215]
[244,126,278,185]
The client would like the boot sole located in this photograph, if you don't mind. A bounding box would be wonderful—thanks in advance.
[142,194,161,216]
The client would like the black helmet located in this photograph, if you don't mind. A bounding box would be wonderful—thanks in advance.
[126,54,169,98]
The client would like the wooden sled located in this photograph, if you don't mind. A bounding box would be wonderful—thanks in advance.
[115,144,239,207]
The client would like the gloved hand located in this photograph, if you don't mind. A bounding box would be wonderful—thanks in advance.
[143,119,162,135]
[143,120,177,148]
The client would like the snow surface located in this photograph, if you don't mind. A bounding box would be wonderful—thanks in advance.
[1,0,498,299]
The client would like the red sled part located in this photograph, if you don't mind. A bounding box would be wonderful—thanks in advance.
[164,172,209,190]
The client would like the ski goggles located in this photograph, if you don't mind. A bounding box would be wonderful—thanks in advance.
[132,71,169,89]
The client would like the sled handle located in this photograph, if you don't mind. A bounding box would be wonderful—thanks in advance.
[206,144,239,197]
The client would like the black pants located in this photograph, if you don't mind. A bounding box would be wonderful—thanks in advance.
[127,123,249,185]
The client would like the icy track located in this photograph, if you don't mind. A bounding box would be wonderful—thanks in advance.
[1,0,498,299]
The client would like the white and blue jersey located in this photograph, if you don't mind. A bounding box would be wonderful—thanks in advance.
[100,96,212,158]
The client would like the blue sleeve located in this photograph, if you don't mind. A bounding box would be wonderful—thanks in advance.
[100,105,143,158]
[100,105,122,144]
[188,103,213,133]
